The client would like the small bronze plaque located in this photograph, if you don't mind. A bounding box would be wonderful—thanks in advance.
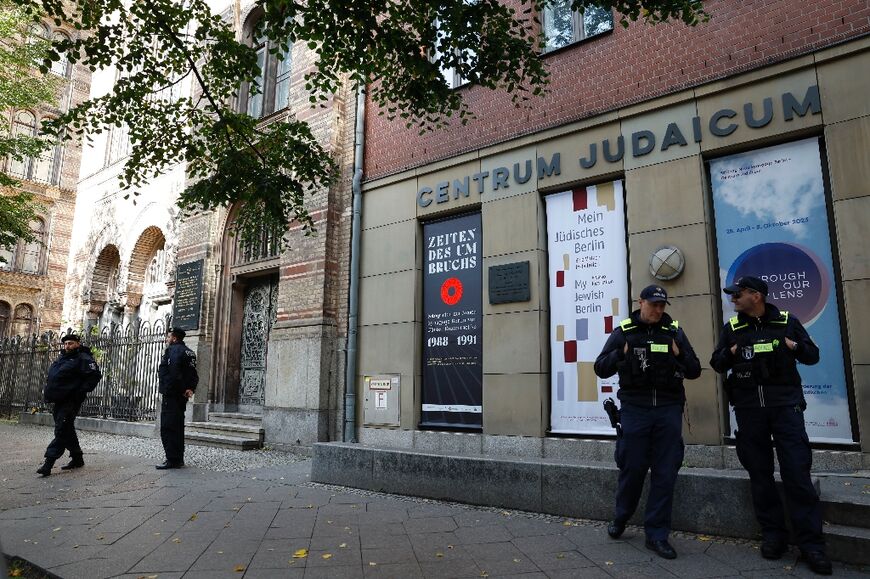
[488,261,531,304]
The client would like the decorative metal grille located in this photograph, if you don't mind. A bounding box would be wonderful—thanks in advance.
[239,277,277,406]
[0,319,169,421]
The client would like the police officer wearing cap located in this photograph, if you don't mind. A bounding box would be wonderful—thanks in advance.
[37,333,102,476]
[157,327,198,469]
[594,285,701,560]
[711,276,831,575]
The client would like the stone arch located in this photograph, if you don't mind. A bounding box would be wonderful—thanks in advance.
[0,301,10,337]
[126,226,167,308]
[11,303,34,337]
[87,244,121,321]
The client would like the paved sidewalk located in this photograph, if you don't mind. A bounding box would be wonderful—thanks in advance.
[1,423,867,578]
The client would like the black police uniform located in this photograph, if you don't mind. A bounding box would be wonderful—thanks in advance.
[43,345,102,463]
[158,341,198,465]
[711,303,824,554]
[594,310,701,542]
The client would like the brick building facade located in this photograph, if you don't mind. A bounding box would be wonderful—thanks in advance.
[1,20,91,338]
[354,1,870,455]
[173,2,357,447]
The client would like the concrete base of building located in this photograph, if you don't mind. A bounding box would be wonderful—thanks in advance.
[262,406,329,448]
[311,441,819,542]
[358,426,870,471]
[19,412,157,438]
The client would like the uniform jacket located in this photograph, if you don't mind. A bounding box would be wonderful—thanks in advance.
[44,346,102,403]
[710,303,819,408]
[594,310,701,407]
[158,341,199,396]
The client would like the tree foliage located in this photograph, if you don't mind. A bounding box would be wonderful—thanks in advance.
[0,0,60,253]
[12,0,706,246]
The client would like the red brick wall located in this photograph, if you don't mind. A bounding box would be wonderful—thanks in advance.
[364,0,870,180]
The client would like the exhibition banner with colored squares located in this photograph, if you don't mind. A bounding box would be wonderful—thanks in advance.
[421,212,483,429]
[711,138,853,444]
[546,181,628,434]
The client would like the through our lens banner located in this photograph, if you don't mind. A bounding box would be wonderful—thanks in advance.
[546,181,628,435]
[421,213,483,429]
[711,137,853,444]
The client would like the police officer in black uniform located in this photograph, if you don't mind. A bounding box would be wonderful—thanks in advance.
[157,327,198,469]
[37,333,102,476]
[711,276,831,575]
[594,285,701,560]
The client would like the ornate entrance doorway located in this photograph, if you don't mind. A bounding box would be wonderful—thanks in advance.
[239,276,278,409]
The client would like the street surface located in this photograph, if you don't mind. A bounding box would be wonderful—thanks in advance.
[1,423,867,578]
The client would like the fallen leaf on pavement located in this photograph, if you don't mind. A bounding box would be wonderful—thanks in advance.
[293,549,308,558]
[234,565,245,572]
[322,554,333,560]
[339,543,347,548]
[172,538,182,544]
[189,514,197,521]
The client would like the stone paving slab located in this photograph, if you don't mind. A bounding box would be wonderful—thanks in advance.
[2,423,869,578]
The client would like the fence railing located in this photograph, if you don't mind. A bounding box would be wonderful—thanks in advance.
[0,319,170,422]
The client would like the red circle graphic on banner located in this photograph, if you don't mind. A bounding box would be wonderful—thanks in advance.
[441,277,463,306]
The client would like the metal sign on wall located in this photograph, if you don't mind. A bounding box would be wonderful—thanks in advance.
[172,260,204,331]
[421,213,483,429]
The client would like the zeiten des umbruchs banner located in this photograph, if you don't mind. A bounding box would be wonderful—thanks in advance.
[421,213,483,429]
[711,138,853,444]
[547,181,628,434]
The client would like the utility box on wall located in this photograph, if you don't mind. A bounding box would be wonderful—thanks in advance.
[363,374,400,426]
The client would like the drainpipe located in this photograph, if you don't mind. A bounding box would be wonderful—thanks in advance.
[343,83,365,443]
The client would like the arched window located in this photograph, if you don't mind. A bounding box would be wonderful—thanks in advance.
[0,301,10,337]
[241,15,292,119]
[0,246,13,271]
[0,217,47,275]
[12,304,34,337]
[7,111,36,179]
[5,112,61,185]
[20,218,46,274]
[49,31,70,77]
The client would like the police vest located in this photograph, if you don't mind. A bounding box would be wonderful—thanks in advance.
[617,318,681,389]
[726,311,797,388]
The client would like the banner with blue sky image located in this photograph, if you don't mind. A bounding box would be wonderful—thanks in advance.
[711,137,853,443]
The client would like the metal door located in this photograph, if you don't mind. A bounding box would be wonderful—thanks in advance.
[239,277,277,406]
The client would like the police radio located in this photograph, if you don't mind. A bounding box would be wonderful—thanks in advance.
[603,397,622,436]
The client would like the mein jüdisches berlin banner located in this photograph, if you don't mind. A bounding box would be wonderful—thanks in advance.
[711,138,853,444]
[547,181,628,434]
[421,213,483,429]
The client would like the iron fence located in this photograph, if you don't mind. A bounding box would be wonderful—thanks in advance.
[0,319,170,422]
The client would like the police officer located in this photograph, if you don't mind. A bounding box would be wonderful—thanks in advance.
[157,327,198,469]
[594,285,701,560]
[37,333,102,476]
[711,276,831,575]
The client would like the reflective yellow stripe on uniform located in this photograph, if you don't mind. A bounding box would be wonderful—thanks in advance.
[619,318,635,332]
[772,311,789,325]
[729,316,748,331]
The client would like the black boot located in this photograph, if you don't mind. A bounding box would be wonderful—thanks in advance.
[60,453,84,470]
[36,458,56,477]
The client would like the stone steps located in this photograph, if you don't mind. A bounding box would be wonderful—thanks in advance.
[185,431,263,450]
[185,412,263,450]
[820,476,870,565]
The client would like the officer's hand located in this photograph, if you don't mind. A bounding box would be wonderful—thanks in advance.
[184,389,194,399]
[784,338,797,351]
[730,344,738,355]
[672,340,680,357]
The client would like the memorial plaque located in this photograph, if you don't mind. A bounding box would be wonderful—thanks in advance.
[172,260,204,331]
[488,261,531,304]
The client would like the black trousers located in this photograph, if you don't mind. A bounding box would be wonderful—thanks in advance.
[613,403,684,541]
[44,396,85,459]
[735,405,824,552]
[160,393,188,464]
